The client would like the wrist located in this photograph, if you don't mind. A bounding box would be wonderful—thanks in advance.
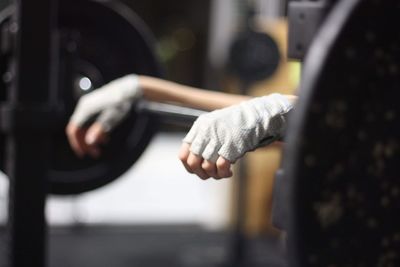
[261,94,293,114]
[118,74,142,100]
[254,94,293,134]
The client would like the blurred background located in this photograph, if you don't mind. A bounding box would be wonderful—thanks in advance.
[0,0,300,266]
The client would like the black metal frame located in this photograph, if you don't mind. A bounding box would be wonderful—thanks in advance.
[3,0,58,266]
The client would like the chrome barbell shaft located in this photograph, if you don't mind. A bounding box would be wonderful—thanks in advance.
[136,100,206,126]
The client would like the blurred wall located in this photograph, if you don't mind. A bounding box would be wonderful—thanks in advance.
[121,0,212,87]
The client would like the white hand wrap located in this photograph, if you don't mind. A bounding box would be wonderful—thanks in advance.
[183,93,293,162]
[70,74,141,132]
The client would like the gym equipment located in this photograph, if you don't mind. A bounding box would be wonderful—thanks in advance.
[283,0,400,266]
[228,0,281,86]
[287,0,333,60]
[228,30,281,84]
[3,0,400,266]
[0,0,204,195]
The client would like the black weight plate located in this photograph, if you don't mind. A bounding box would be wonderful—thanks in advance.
[228,30,281,84]
[283,0,400,266]
[0,0,163,194]
[0,6,13,180]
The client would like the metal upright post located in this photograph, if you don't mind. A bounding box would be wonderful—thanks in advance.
[2,0,58,266]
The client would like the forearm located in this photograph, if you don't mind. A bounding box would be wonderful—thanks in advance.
[138,75,251,111]
[284,95,297,104]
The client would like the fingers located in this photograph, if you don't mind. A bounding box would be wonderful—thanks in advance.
[216,157,232,178]
[66,123,88,158]
[201,160,218,179]
[179,143,208,179]
[202,156,232,179]
[66,122,108,158]
[178,143,193,174]
[85,123,108,146]
[179,142,233,180]
[187,153,209,180]
[85,123,109,158]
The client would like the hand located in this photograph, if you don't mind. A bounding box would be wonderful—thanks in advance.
[179,93,293,180]
[66,121,108,158]
[66,74,141,157]
[179,143,233,180]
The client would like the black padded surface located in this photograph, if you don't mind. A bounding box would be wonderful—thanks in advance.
[283,0,400,266]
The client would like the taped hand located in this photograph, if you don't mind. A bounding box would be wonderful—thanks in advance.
[66,74,141,157]
[179,93,293,180]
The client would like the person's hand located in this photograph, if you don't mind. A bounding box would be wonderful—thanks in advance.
[66,74,141,157]
[179,93,293,180]
[179,142,233,180]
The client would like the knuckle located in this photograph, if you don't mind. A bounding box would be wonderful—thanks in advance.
[66,125,73,134]
[77,95,89,106]
[178,153,186,162]
[66,126,77,136]
[187,158,200,169]
[201,162,213,171]
[216,159,229,168]
[187,162,196,169]
[178,147,190,162]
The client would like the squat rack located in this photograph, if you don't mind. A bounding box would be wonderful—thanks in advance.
[2,0,58,266]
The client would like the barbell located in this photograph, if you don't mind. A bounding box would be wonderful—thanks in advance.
[0,0,204,195]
